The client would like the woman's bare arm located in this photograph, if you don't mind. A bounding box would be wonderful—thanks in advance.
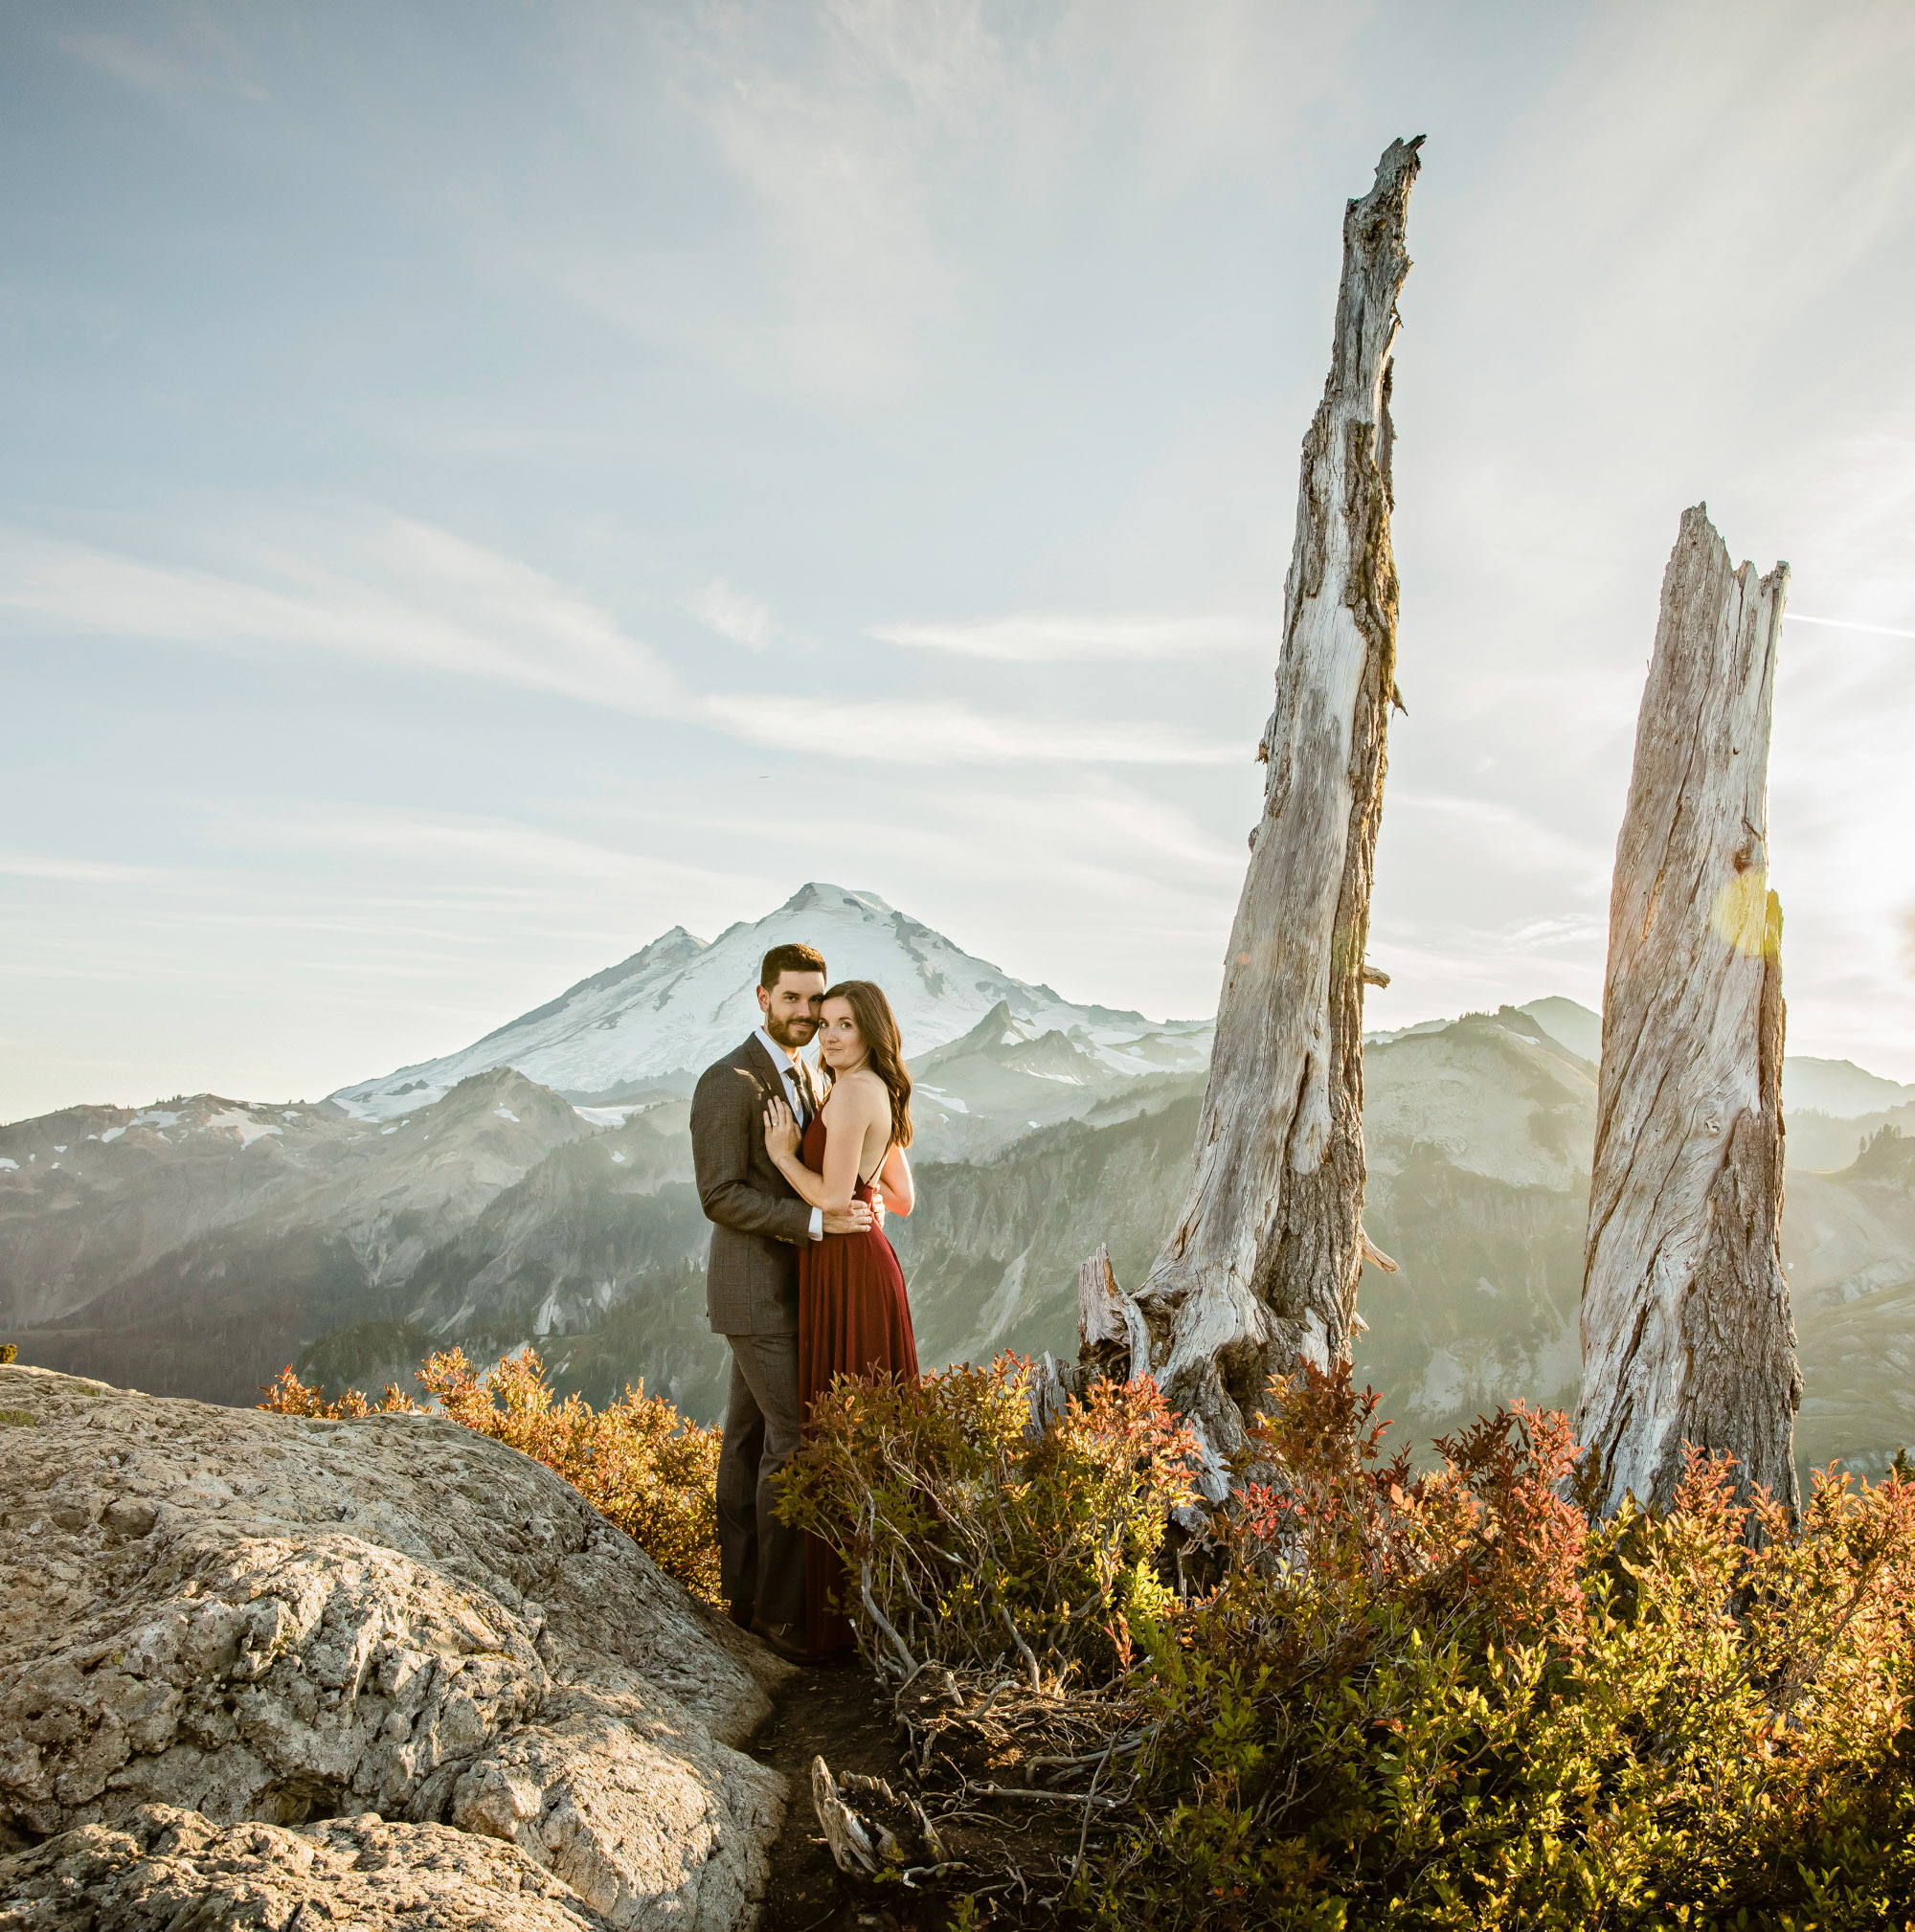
[876,1144,913,1217]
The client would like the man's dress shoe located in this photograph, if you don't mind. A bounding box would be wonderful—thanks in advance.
[750,1615,809,1664]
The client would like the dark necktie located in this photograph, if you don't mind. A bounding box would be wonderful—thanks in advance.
[790,1065,812,1129]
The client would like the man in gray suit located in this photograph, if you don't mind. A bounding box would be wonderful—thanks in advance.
[691,941,872,1662]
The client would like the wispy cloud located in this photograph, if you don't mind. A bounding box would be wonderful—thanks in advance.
[688,575,776,649]
[603,767,1245,901]
[0,519,1248,765]
[1048,0,1360,199]
[243,807,759,900]
[605,0,999,396]
[870,613,1270,662]
[705,62,955,361]
[704,692,1241,765]
[0,853,178,885]
[1446,667,1644,729]
[61,26,268,101]
[1386,792,1613,894]
[0,518,685,717]
[1360,917,1609,1021]
[1785,614,1915,640]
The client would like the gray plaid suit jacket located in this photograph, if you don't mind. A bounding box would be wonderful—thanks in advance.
[691,1035,813,1336]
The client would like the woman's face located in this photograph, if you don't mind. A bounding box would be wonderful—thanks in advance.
[818,998,866,1070]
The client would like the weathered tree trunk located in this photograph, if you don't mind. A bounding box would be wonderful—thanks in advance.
[1079,1245,1149,1384]
[1122,137,1422,1499]
[1577,505,1801,1517]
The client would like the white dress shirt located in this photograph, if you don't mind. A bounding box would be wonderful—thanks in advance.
[755,1025,823,1241]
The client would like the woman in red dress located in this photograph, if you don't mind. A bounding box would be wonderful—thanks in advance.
[761,978,919,1658]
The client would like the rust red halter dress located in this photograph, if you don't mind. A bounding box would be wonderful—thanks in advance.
[798,1110,920,1658]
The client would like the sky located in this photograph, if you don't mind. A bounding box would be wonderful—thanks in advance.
[4,0,1915,1123]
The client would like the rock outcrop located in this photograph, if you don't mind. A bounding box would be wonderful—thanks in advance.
[0,1366,792,1929]
[0,1805,618,1931]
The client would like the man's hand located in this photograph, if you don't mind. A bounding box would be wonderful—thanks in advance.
[869,1191,887,1229]
[822,1202,873,1236]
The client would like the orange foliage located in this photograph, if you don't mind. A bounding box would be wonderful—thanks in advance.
[260,1349,720,1601]
[258,1365,417,1417]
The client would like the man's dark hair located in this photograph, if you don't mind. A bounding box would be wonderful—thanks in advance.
[759,942,826,991]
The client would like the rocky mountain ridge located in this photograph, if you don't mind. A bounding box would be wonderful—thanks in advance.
[0,1068,592,1404]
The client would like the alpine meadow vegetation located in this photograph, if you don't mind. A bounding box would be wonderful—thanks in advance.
[774,1354,1199,1687]
[262,1348,1915,1927]
[1086,1363,1915,1929]
[783,1359,1915,1928]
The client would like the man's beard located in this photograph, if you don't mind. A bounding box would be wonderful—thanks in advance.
[763,1012,818,1050]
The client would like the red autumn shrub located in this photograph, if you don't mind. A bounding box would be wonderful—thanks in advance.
[1088,1359,1915,1930]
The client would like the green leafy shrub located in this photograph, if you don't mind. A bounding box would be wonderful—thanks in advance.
[1086,1360,1915,1931]
[777,1355,1199,1684]
[261,1349,722,1602]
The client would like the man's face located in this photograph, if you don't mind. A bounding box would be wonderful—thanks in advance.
[757,970,825,1050]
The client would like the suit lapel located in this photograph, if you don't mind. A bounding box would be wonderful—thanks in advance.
[742,1033,782,1091]
[746,1032,819,1131]
[744,1034,797,1113]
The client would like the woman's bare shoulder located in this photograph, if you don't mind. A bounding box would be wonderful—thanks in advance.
[824,1069,886,1114]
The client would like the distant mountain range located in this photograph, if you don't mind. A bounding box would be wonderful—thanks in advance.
[5,886,1914,1483]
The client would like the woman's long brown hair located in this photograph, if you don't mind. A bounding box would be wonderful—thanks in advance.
[822,979,913,1151]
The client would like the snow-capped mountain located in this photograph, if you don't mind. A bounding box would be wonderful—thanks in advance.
[329,884,1212,1122]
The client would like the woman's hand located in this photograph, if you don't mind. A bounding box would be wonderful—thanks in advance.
[763,1097,800,1163]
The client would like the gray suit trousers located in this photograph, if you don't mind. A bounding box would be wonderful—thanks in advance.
[716,1331,806,1629]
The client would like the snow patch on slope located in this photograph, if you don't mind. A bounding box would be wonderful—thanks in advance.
[202,1108,283,1149]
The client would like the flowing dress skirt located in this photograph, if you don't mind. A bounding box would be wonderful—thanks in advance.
[797,1112,919,1657]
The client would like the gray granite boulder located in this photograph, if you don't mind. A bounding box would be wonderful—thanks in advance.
[0,1804,617,1930]
[0,1366,792,1928]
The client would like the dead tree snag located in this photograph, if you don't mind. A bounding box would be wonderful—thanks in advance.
[1115,137,1422,1497]
[1577,504,1800,1516]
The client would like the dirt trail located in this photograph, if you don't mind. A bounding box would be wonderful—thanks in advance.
[748,1661,937,1932]
[748,1659,1091,1932]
